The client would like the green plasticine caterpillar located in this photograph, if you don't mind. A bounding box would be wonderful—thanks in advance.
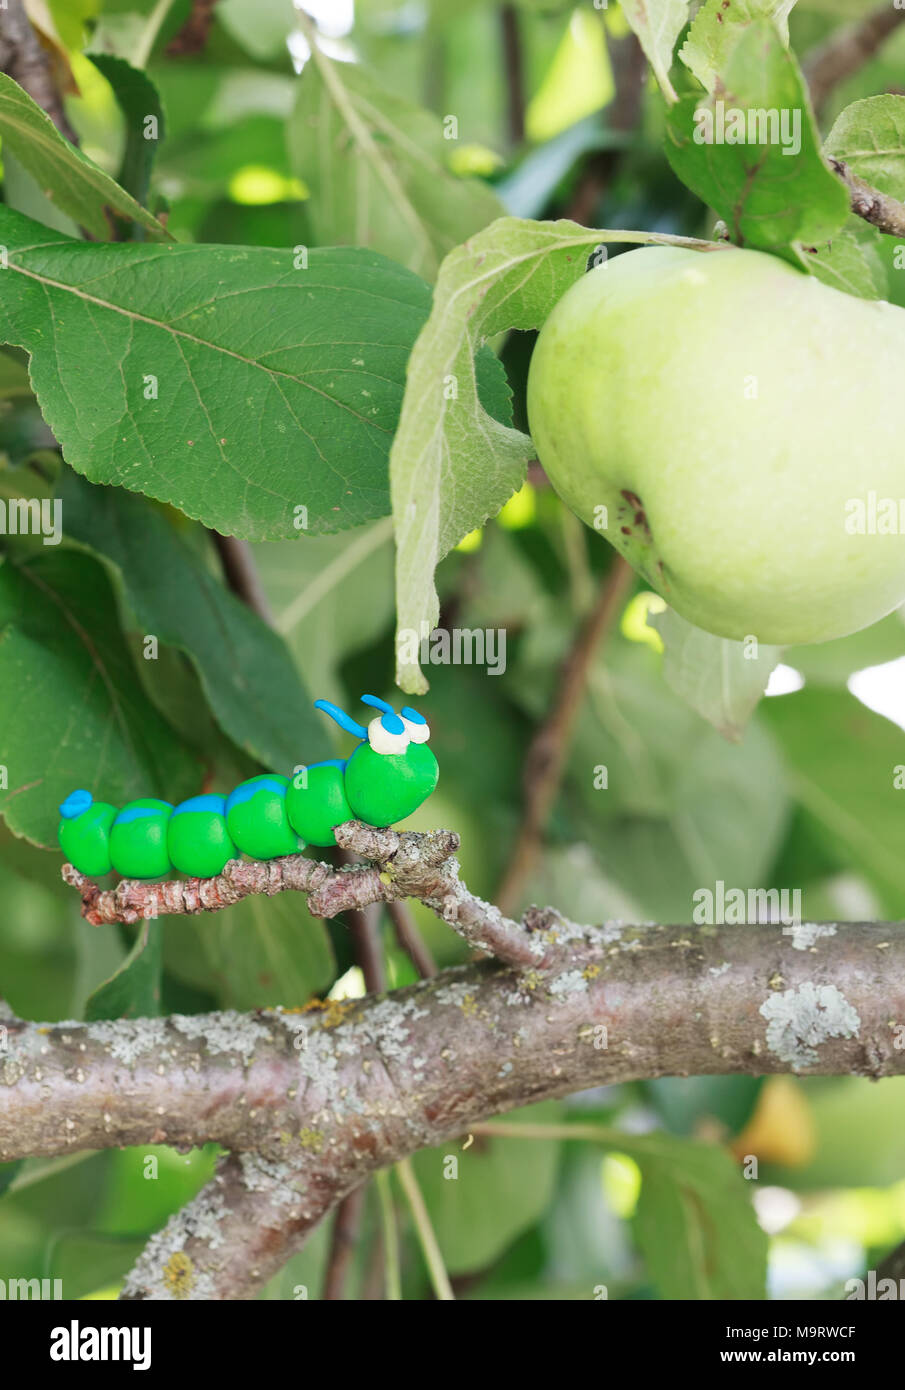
[58,696,439,881]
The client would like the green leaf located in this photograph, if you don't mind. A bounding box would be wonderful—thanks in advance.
[762,686,905,916]
[288,51,505,282]
[619,0,690,103]
[0,204,436,539]
[409,1102,562,1274]
[172,892,334,1011]
[825,94,905,201]
[627,1133,768,1299]
[217,0,299,60]
[0,548,201,847]
[0,1159,23,1197]
[799,224,886,300]
[261,520,396,706]
[551,637,789,923]
[89,54,166,216]
[391,215,720,693]
[84,921,162,1022]
[646,1076,765,1138]
[495,116,629,221]
[679,0,796,92]
[649,605,783,740]
[57,473,331,772]
[666,23,849,256]
[0,72,169,241]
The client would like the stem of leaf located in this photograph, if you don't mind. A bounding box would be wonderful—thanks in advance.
[376,1169,401,1301]
[395,1157,455,1301]
[132,0,179,70]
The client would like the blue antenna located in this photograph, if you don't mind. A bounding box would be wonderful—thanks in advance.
[361,694,395,715]
[401,706,426,725]
[314,699,368,739]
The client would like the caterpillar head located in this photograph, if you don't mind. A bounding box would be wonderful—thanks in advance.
[314,694,438,827]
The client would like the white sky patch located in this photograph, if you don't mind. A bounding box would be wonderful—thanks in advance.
[753,1185,801,1236]
[290,2,356,69]
[848,656,905,732]
[765,663,805,697]
[296,0,354,36]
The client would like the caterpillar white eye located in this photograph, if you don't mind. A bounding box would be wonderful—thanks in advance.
[367,715,410,756]
[402,716,430,744]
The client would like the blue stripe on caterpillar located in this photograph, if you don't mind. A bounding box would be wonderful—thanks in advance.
[58,696,438,881]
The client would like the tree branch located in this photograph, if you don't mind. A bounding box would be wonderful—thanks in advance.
[1,915,903,1296]
[210,531,274,625]
[387,899,437,977]
[0,0,78,143]
[804,5,905,114]
[496,556,633,916]
[500,4,525,148]
[165,0,222,57]
[828,157,905,238]
[322,891,384,1300]
[61,821,544,970]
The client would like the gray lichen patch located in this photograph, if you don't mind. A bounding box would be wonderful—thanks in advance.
[120,1183,228,1300]
[759,982,861,1069]
[89,1018,169,1066]
[548,970,588,999]
[172,1011,270,1062]
[336,996,429,1057]
[276,994,430,1120]
[787,923,837,951]
[434,980,476,1009]
[239,1152,304,1208]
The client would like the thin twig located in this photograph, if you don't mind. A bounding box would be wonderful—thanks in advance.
[165,0,222,56]
[387,900,437,978]
[343,900,388,994]
[566,28,645,227]
[395,1157,454,1302]
[322,896,387,1300]
[500,4,525,148]
[131,0,181,69]
[210,531,274,625]
[828,158,905,238]
[61,821,545,970]
[875,1237,905,1288]
[321,1183,366,1300]
[804,5,905,114]
[376,1170,401,1301]
[0,0,78,142]
[496,557,633,916]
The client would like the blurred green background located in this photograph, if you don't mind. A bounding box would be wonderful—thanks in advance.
[1,0,904,1300]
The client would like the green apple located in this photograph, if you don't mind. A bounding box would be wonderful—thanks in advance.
[527,244,905,645]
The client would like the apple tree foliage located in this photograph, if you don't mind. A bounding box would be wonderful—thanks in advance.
[0,0,903,1301]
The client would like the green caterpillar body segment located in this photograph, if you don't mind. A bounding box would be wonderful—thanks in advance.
[284,761,352,847]
[58,695,440,881]
[167,795,237,878]
[343,743,438,826]
[58,792,117,877]
[225,775,301,860]
[109,799,173,879]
